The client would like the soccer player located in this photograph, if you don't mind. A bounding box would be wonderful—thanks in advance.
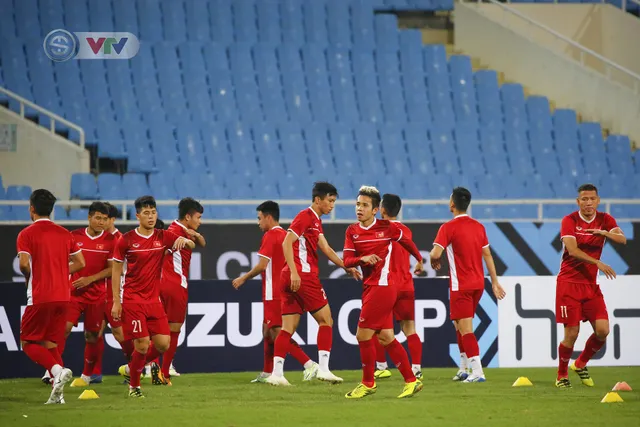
[554,184,625,388]
[343,186,425,399]
[266,182,360,386]
[429,187,505,383]
[18,189,85,404]
[157,198,206,384]
[232,201,319,383]
[103,202,135,364]
[65,202,116,385]
[111,196,195,398]
[373,194,423,380]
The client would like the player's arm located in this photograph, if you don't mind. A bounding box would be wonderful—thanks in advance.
[111,260,123,321]
[18,253,31,284]
[482,246,506,300]
[185,228,207,247]
[69,251,86,274]
[430,223,448,271]
[429,244,444,270]
[586,227,627,245]
[395,230,424,274]
[563,236,616,279]
[282,231,301,291]
[319,234,362,280]
[232,256,269,289]
[72,260,113,289]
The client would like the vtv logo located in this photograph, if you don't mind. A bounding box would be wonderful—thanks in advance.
[86,37,129,55]
[76,32,139,60]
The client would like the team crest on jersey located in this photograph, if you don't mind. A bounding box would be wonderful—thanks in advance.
[353,234,359,239]
[376,232,385,238]
[77,242,84,246]
[153,241,162,247]
[576,226,583,231]
[315,223,319,227]
[133,243,140,248]
[96,244,104,250]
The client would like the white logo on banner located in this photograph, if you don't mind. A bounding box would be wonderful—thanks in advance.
[498,276,640,367]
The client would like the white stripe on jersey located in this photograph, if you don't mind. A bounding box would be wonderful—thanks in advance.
[446,244,459,291]
[265,260,273,301]
[172,250,188,289]
[378,242,393,287]
[299,236,311,273]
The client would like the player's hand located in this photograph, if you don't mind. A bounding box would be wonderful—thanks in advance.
[173,237,188,251]
[111,302,122,322]
[290,271,301,292]
[430,256,442,271]
[72,276,93,289]
[360,254,381,265]
[596,261,616,279]
[345,267,362,281]
[414,261,425,276]
[492,282,506,300]
[185,229,199,240]
[586,229,606,236]
[232,276,246,289]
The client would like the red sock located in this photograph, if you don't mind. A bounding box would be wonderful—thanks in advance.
[406,334,422,367]
[456,330,465,353]
[576,334,604,369]
[374,338,386,364]
[289,339,311,367]
[57,337,66,358]
[274,330,292,359]
[162,332,180,377]
[385,339,416,383]
[48,346,63,366]
[23,343,58,371]
[92,337,105,375]
[359,339,376,388]
[129,351,146,388]
[558,342,573,379]
[82,341,100,376]
[145,347,162,364]
[462,333,479,358]
[317,325,332,352]
[121,339,134,361]
[263,337,274,373]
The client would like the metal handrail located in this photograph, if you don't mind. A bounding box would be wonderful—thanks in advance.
[0,86,85,148]
[480,0,640,93]
[1,198,639,223]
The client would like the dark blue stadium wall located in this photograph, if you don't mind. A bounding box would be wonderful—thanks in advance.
[0,278,484,379]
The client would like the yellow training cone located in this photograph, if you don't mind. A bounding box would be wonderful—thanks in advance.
[70,378,88,387]
[512,377,533,387]
[78,390,99,400]
[601,392,624,403]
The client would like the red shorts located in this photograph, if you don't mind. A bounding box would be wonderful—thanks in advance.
[122,302,170,340]
[450,289,483,320]
[20,301,67,344]
[160,284,188,324]
[66,300,106,333]
[280,271,328,315]
[556,281,608,326]
[263,299,282,328]
[394,290,415,321]
[359,285,397,330]
[105,299,122,329]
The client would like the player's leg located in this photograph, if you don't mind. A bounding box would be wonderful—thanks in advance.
[555,282,581,387]
[81,302,106,384]
[45,302,73,404]
[453,290,485,383]
[160,298,185,379]
[91,321,106,381]
[121,304,153,396]
[378,328,423,398]
[311,304,342,383]
[345,326,377,399]
[106,300,134,361]
[266,313,299,385]
[252,323,274,383]
[571,291,609,386]
[400,320,422,378]
[146,303,172,386]
[452,321,469,381]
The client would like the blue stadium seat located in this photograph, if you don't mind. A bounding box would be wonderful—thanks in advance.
[0,206,13,221]
[70,173,98,200]
[53,205,68,221]
[122,174,151,200]
[6,186,32,200]
[149,174,179,199]
[69,209,89,221]
[98,173,123,201]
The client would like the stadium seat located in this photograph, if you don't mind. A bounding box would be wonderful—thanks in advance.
[70,173,98,200]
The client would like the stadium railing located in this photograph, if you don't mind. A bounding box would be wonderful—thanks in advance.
[1,199,639,224]
[479,0,640,93]
[0,86,85,149]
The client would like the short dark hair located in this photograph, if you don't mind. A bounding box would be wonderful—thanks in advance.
[381,193,402,217]
[155,219,165,229]
[134,195,156,213]
[451,187,472,212]
[256,200,280,222]
[104,202,119,219]
[312,181,338,203]
[29,189,56,216]
[178,197,204,220]
[578,183,598,195]
[358,185,381,209]
[88,202,109,216]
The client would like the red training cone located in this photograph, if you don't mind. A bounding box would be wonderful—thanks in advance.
[612,382,632,392]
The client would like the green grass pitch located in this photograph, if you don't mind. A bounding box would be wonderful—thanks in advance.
[1,367,639,427]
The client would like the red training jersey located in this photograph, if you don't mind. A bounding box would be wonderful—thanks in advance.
[557,211,618,284]
[257,226,287,301]
[106,229,123,302]
[112,228,180,304]
[16,219,82,306]
[433,214,489,291]
[70,228,116,303]
[389,221,415,292]
[162,221,194,290]
[343,218,422,287]
[284,207,324,275]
